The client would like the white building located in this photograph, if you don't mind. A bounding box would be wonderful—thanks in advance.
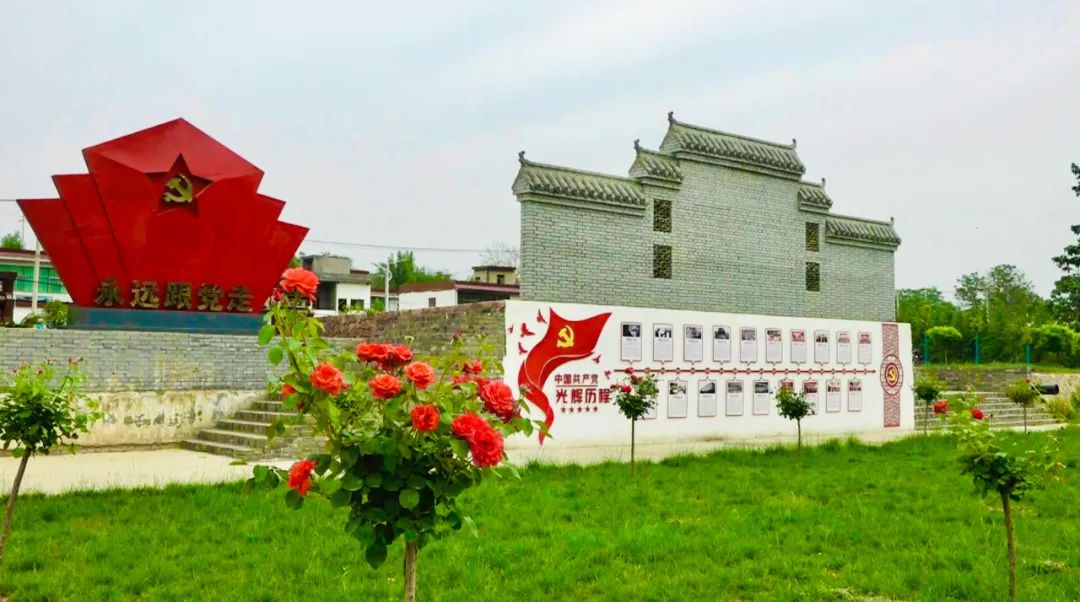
[398,279,519,311]
[0,248,73,324]
[300,254,372,317]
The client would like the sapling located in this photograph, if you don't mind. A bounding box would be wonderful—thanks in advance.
[776,386,813,450]
[913,376,946,435]
[611,372,658,474]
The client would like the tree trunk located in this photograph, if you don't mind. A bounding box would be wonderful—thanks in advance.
[924,404,929,435]
[0,452,30,568]
[1000,490,1016,600]
[796,420,802,451]
[1023,405,1028,433]
[630,419,636,475]
[403,540,418,602]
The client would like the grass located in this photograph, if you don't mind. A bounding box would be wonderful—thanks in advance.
[4,430,1080,601]
[920,362,1080,374]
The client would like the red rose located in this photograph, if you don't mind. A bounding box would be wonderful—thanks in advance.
[309,362,346,396]
[356,343,390,365]
[287,458,317,497]
[479,380,516,421]
[451,412,490,442]
[280,268,319,302]
[452,330,462,341]
[451,375,474,386]
[469,426,504,468]
[630,376,641,384]
[369,373,403,400]
[624,368,634,375]
[411,404,440,432]
[462,359,483,375]
[404,362,437,390]
[271,288,284,302]
[932,400,948,415]
[388,344,414,365]
[281,383,297,399]
[971,407,985,421]
[621,385,633,394]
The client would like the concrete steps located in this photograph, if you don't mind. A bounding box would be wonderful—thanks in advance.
[182,398,293,460]
[913,390,1062,431]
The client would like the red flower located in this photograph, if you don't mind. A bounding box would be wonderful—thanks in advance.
[271,288,284,302]
[462,359,483,375]
[624,368,634,375]
[451,374,474,386]
[621,385,633,394]
[404,362,436,390]
[479,380,516,421]
[369,373,403,400]
[281,383,297,399]
[387,344,414,365]
[971,407,985,421]
[452,330,462,341]
[287,458,317,497]
[932,400,948,415]
[356,343,390,365]
[630,376,641,384]
[280,268,319,302]
[469,427,504,468]
[309,363,346,395]
[411,404,440,432]
[451,412,490,442]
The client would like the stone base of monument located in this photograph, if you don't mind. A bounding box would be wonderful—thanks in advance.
[70,307,262,334]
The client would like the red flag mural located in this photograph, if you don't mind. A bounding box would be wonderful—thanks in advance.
[518,308,611,442]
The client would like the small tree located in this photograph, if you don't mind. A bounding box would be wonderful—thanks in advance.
[776,387,813,450]
[926,325,963,363]
[0,360,101,567]
[611,372,658,474]
[946,392,1063,600]
[913,376,947,435]
[1004,379,1041,433]
[0,232,22,250]
[42,300,70,329]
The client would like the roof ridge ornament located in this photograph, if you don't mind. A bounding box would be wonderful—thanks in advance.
[633,138,641,151]
[821,177,826,187]
[792,138,797,149]
[518,150,527,165]
[667,111,675,124]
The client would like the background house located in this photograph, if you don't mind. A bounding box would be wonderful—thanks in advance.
[300,254,371,316]
[0,248,72,323]
[398,266,519,310]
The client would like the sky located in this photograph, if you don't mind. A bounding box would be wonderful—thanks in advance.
[1,0,1078,297]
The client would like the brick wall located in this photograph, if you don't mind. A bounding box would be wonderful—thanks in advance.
[0,302,507,392]
[519,161,896,322]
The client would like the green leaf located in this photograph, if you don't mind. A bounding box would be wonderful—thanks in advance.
[11,448,24,458]
[342,473,364,491]
[450,438,470,458]
[253,465,269,483]
[340,447,359,469]
[399,488,420,510]
[285,488,304,510]
[320,478,342,495]
[329,488,352,508]
[365,473,383,487]
[463,515,478,537]
[365,541,388,568]
[258,324,276,346]
[268,346,284,366]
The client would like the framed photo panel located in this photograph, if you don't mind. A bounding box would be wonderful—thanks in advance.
[653,324,674,362]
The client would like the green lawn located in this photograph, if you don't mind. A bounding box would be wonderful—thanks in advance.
[5,430,1080,601]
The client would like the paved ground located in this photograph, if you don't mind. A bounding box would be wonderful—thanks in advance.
[2,423,1066,496]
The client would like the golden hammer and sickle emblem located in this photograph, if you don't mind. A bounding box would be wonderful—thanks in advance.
[556,326,575,348]
[162,174,194,204]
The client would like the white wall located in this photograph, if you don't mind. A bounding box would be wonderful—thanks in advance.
[399,289,457,311]
[335,282,371,311]
[502,300,914,449]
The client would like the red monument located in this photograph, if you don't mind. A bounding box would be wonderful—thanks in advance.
[18,119,307,324]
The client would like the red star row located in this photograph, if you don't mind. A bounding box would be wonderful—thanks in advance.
[560,406,600,413]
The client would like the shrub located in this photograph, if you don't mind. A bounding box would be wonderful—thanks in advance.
[913,376,946,435]
[1030,324,1080,367]
[1045,396,1076,422]
[926,326,963,363]
[41,300,70,328]
[1004,379,1042,432]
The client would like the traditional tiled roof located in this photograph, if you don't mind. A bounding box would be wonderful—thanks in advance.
[661,113,805,177]
[512,153,646,212]
[826,215,901,248]
[798,181,832,212]
[629,142,683,184]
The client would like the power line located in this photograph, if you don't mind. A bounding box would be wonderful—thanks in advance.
[305,239,489,254]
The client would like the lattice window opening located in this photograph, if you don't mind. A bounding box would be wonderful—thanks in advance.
[805,222,820,252]
[806,261,820,292]
[653,199,672,233]
[654,245,672,279]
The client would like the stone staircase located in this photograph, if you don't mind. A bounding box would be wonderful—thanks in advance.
[182,398,324,460]
[914,391,1062,431]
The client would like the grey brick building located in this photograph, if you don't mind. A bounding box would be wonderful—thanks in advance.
[512,113,901,322]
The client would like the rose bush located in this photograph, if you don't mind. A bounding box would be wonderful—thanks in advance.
[249,269,543,602]
[611,371,658,473]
